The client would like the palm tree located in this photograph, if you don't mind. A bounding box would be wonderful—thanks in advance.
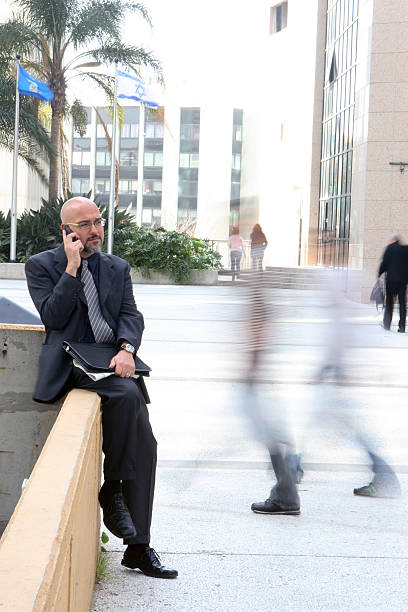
[0,0,161,199]
[0,65,54,182]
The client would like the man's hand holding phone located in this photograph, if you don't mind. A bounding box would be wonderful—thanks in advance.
[63,226,83,277]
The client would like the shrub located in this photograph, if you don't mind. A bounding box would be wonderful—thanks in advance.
[0,211,10,262]
[120,226,222,283]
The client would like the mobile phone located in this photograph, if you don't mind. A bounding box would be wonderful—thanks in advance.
[64,224,77,241]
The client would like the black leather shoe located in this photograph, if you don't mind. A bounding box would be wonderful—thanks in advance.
[121,546,178,579]
[98,492,136,539]
[251,499,300,515]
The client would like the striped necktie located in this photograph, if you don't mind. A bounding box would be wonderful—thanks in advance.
[81,259,115,344]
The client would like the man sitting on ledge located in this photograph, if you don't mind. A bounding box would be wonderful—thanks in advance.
[25,196,177,579]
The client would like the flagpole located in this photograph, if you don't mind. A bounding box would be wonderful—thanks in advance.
[10,54,20,262]
[107,57,118,255]
[136,102,145,226]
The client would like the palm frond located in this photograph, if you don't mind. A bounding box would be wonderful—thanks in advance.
[68,0,151,48]
[0,17,42,60]
[90,43,162,76]
[18,0,73,41]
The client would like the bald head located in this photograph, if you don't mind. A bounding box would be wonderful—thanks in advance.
[60,197,104,256]
[60,197,99,223]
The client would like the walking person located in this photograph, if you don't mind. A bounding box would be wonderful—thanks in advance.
[250,224,268,271]
[25,196,178,579]
[378,234,408,332]
[228,226,245,281]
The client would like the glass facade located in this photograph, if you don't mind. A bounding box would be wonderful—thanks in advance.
[71,106,140,209]
[230,108,243,230]
[318,0,359,266]
[94,108,112,206]
[118,107,139,209]
[142,108,164,226]
[178,107,200,226]
[72,108,92,195]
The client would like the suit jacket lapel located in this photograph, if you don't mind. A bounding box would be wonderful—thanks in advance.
[54,243,87,306]
[99,253,115,308]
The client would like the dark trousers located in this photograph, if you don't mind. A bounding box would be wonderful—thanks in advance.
[384,281,407,331]
[69,368,157,545]
[230,250,242,280]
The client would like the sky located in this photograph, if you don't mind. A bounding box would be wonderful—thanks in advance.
[71,0,272,109]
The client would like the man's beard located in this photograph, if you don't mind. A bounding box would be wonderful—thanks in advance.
[83,236,102,255]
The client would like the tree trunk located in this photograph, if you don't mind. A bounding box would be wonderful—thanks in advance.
[49,105,61,200]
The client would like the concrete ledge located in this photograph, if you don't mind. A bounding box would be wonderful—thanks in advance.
[0,263,218,285]
[0,388,102,611]
[0,263,26,280]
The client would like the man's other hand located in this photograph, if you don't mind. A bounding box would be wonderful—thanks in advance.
[109,350,135,378]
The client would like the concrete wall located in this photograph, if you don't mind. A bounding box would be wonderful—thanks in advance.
[0,389,102,611]
[362,0,408,301]
[0,324,62,535]
[0,263,218,285]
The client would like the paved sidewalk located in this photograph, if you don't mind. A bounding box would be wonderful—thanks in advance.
[92,468,408,612]
[1,280,407,610]
[90,283,408,612]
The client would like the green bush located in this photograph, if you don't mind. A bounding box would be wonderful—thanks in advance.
[0,211,10,262]
[120,225,222,283]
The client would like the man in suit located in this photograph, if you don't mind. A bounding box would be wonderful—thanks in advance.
[25,197,177,579]
[378,234,408,332]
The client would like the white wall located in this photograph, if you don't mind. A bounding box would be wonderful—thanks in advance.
[240,0,320,267]
[0,150,48,215]
[195,105,233,240]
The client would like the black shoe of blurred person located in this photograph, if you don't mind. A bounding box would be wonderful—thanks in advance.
[398,327,405,333]
[98,491,136,539]
[122,545,178,579]
[251,499,300,515]
[353,481,401,498]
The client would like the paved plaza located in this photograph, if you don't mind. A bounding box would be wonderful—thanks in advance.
[1,279,408,611]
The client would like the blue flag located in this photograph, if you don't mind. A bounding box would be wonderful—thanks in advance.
[117,70,158,108]
[18,66,53,102]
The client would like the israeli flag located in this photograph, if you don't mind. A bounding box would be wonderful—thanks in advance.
[18,66,53,102]
[117,70,158,108]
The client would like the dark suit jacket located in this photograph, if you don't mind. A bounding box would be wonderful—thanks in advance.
[378,241,408,285]
[25,244,144,403]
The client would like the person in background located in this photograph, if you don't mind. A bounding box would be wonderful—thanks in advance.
[378,234,408,332]
[250,224,268,271]
[228,227,245,281]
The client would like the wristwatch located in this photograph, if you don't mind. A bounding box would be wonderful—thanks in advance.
[120,343,135,355]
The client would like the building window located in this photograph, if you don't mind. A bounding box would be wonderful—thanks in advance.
[179,153,199,168]
[231,154,241,171]
[178,181,198,197]
[95,179,110,194]
[144,151,163,167]
[72,150,91,166]
[119,179,138,193]
[71,178,90,194]
[180,124,200,140]
[145,122,164,138]
[121,123,139,138]
[119,150,137,166]
[143,180,162,194]
[270,2,288,34]
[96,151,111,166]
